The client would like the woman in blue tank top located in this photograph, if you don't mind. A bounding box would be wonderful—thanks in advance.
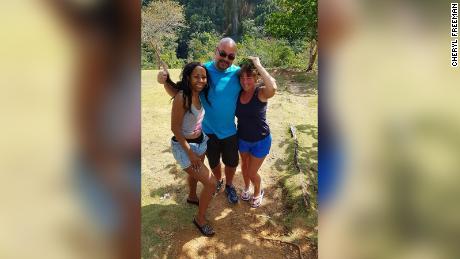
[235,57,277,208]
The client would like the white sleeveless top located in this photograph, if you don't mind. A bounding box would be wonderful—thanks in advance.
[182,104,204,139]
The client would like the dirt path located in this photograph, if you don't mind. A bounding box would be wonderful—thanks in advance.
[163,164,313,259]
[142,69,317,259]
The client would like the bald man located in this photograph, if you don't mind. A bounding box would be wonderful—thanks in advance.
[158,37,241,204]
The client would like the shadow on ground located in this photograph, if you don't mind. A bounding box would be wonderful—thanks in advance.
[142,176,311,258]
[275,123,318,174]
[142,203,196,258]
[270,123,318,257]
[148,183,301,258]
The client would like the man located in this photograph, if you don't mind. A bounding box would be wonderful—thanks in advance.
[158,37,241,204]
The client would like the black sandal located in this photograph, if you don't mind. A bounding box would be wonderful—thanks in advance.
[186,198,199,206]
[193,218,215,237]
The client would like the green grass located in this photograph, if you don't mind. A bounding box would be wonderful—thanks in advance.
[142,69,193,258]
[263,70,318,242]
[141,69,318,257]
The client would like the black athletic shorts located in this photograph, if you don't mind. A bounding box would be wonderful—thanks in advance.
[206,133,239,169]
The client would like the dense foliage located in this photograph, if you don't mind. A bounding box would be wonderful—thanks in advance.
[265,0,317,42]
[141,0,317,70]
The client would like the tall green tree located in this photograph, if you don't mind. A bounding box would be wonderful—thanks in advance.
[266,0,317,42]
[266,0,318,71]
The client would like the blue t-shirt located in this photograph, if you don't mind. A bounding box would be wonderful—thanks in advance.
[200,61,241,139]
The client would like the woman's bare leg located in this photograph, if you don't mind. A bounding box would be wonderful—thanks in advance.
[184,164,216,225]
[186,154,206,201]
[247,155,266,197]
[240,152,251,190]
[187,175,198,201]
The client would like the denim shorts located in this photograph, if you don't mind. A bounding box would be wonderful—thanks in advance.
[238,134,272,158]
[171,133,209,169]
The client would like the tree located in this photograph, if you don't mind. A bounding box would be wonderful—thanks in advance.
[187,32,220,63]
[254,0,277,27]
[241,19,264,38]
[266,0,318,71]
[141,0,186,67]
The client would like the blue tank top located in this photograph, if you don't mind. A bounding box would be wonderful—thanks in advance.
[235,87,270,142]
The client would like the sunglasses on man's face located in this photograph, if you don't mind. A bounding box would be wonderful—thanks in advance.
[217,48,235,60]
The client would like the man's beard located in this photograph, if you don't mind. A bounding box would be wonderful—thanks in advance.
[217,59,230,69]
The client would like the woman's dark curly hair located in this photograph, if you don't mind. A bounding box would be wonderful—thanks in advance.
[170,62,211,113]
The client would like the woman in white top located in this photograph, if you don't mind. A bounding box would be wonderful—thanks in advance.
[169,62,217,236]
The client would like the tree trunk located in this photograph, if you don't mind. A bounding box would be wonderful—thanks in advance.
[306,40,318,72]
[232,0,239,36]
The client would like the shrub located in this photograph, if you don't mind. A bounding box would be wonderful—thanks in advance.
[237,36,307,69]
[237,35,272,66]
[141,39,185,69]
[187,32,220,63]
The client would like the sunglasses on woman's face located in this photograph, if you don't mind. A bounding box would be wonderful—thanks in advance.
[217,48,235,60]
